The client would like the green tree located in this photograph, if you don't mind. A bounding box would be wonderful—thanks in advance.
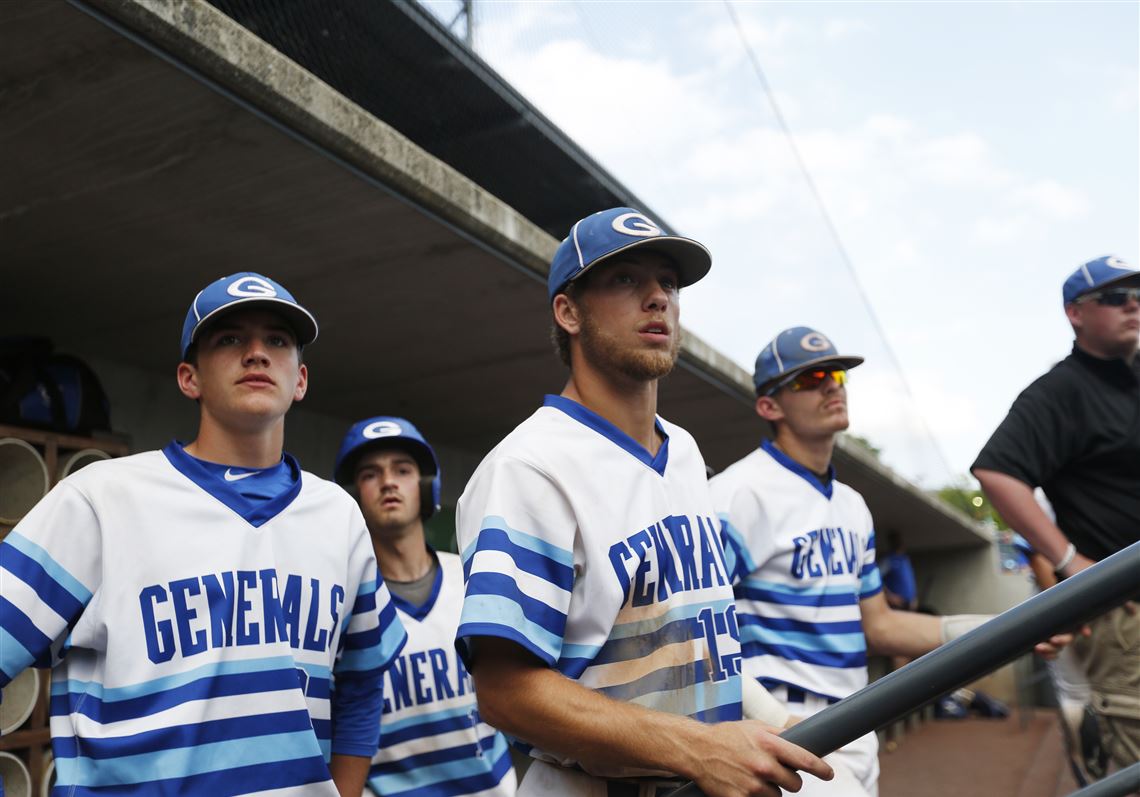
[936,480,1009,529]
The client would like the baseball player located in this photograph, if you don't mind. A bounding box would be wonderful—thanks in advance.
[0,272,407,796]
[334,416,516,797]
[710,327,1069,796]
[454,208,833,797]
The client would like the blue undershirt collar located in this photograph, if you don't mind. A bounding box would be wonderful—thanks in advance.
[162,441,303,527]
[761,438,834,499]
[544,394,670,476]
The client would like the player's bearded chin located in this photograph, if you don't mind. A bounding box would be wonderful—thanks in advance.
[579,309,681,381]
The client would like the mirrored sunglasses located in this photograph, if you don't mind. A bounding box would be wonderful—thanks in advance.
[1078,288,1140,307]
[769,369,848,395]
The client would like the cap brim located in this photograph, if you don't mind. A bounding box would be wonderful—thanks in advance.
[757,355,865,394]
[1094,270,1140,294]
[570,235,712,291]
[190,297,319,351]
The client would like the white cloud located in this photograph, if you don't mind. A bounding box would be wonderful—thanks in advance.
[1009,179,1091,220]
[970,179,1090,245]
[823,17,874,41]
[864,114,915,139]
[461,3,1134,482]
[700,12,802,68]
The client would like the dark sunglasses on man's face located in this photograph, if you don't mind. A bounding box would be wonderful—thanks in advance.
[1078,287,1140,307]
[769,369,848,396]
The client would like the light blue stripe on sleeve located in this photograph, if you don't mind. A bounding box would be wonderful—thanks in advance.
[459,594,562,661]
[859,568,882,597]
[3,532,93,604]
[50,656,298,702]
[739,625,866,653]
[378,611,407,661]
[461,516,573,568]
[718,514,757,576]
[559,642,602,660]
[0,627,34,679]
[338,647,387,673]
[54,729,321,787]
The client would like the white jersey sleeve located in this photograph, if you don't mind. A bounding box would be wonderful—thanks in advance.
[858,527,882,600]
[456,454,576,667]
[710,470,772,586]
[331,515,409,757]
[0,481,101,680]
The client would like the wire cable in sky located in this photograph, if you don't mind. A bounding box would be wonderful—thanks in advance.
[723,0,954,483]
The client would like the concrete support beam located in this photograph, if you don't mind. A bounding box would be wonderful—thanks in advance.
[82,0,556,276]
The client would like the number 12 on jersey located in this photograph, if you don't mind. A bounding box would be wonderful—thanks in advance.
[696,604,741,682]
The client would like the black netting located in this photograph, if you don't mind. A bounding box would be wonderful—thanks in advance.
[205,0,648,238]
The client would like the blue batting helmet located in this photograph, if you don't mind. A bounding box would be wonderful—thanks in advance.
[334,416,442,518]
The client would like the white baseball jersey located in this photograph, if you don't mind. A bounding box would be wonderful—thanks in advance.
[0,443,407,796]
[368,552,516,797]
[710,440,882,703]
[456,395,741,786]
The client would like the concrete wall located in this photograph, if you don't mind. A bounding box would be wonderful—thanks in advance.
[912,545,1035,616]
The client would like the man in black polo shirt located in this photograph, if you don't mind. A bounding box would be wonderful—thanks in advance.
[973,254,1140,773]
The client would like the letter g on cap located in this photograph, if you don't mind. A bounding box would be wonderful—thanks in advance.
[800,332,832,352]
[363,421,403,439]
[611,212,662,238]
[227,276,277,298]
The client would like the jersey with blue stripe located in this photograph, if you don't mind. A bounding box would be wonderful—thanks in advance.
[368,552,515,797]
[456,395,741,782]
[0,445,407,796]
[710,440,882,702]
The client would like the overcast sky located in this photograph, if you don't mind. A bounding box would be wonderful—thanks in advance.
[424,1,1139,486]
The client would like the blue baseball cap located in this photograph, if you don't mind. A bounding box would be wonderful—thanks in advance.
[333,416,442,514]
[753,327,864,395]
[181,272,318,360]
[1062,255,1139,305]
[547,207,712,302]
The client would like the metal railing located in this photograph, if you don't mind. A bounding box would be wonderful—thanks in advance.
[1066,763,1140,797]
[668,541,1140,797]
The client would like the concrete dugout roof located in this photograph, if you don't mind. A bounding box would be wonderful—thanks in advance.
[0,0,986,552]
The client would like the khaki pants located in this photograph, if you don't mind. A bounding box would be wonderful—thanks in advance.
[1072,605,1140,769]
